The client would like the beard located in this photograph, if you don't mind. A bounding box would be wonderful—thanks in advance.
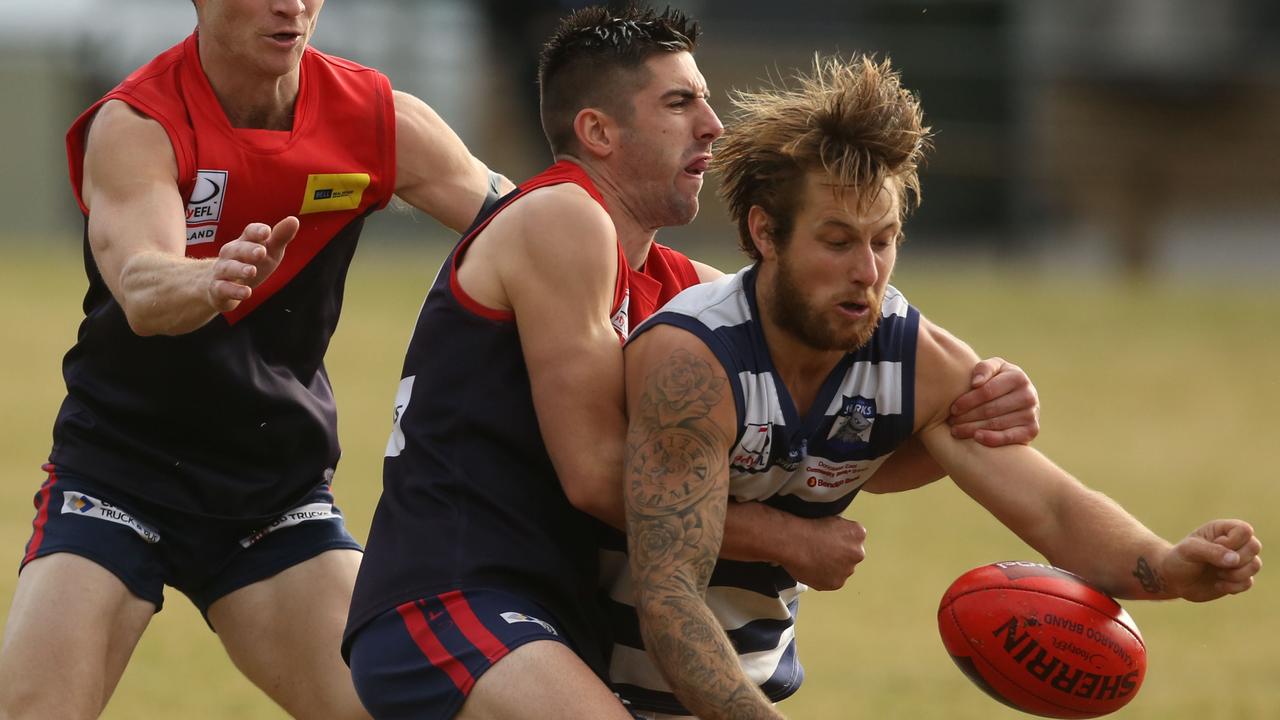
[768,254,883,352]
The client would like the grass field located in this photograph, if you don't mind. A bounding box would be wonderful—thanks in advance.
[0,237,1275,719]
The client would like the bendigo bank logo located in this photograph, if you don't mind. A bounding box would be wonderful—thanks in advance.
[185,169,228,245]
[300,173,370,215]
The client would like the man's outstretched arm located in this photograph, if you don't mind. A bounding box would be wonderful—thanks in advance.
[913,315,1262,601]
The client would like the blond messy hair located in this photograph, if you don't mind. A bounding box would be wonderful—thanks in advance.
[714,54,932,260]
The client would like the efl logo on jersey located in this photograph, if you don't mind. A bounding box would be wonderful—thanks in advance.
[186,169,228,245]
[300,173,370,214]
[60,491,161,544]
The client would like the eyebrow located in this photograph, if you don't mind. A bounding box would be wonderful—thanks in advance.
[816,217,901,237]
[661,87,709,102]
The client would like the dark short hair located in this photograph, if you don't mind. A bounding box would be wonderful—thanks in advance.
[716,55,932,260]
[537,4,699,156]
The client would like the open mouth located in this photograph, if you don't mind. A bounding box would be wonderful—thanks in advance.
[684,156,710,176]
[268,32,302,45]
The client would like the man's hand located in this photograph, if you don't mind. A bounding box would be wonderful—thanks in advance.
[776,515,867,591]
[1158,520,1262,602]
[207,216,299,312]
[948,357,1040,446]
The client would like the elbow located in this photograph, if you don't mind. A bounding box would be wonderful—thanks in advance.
[120,303,163,337]
[564,485,599,515]
[562,479,617,525]
[114,270,169,336]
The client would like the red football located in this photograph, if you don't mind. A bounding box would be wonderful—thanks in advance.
[938,562,1146,719]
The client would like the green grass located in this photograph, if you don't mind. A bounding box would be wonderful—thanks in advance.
[0,240,1275,718]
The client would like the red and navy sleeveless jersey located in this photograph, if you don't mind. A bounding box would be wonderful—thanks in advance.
[52,33,396,519]
[344,161,699,677]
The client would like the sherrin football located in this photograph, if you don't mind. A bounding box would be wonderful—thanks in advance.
[938,562,1146,719]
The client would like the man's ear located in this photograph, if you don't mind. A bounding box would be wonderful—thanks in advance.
[573,108,618,160]
[747,206,778,261]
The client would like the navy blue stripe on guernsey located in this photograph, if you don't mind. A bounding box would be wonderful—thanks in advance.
[709,560,798,595]
[612,635,802,715]
[605,583,797,651]
[729,615,796,654]
[760,634,803,700]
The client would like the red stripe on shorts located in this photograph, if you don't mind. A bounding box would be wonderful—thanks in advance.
[441,590,512,665]
[23,465,58,564]
[397,601,475,694]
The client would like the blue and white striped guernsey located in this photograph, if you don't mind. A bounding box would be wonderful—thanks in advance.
[601,264,920,714]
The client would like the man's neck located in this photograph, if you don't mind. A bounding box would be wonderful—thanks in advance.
[198,38,299,130]
[754,270,846,417]
[568,158,657,271]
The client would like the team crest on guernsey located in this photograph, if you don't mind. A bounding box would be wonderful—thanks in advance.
[827,394,876,445]
[185,169,228,245]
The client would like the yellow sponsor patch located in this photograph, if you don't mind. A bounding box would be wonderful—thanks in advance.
[299,173,370,214]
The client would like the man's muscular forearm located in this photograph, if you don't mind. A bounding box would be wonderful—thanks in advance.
[625,348,783,719]
[629,481,781,720]
[637,592,782,719]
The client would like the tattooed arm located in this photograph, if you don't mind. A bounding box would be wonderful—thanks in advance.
[913,315,1262,601]
[624,326,785,720]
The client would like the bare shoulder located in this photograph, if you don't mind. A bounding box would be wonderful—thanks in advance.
[85,101,177,169]
[627,325,735,424]
[506,183,616,263]
[87,99,161,137]
[391,89,479,171]
[461,181,617,310]
[391,89,434,125]
[691,259,725,283]
[391,89,461,150]
[80,100,180,216]
[914,314,983,433]
[625,324,737,475]
[516,182,612,226]
[392,90,513,230]
[626,322,716,374]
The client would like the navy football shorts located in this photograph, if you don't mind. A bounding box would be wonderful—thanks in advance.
[20,463,362,617]
[348,588,596,720]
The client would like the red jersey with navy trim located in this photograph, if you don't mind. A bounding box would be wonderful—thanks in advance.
[52,33,396,519]
[345,161,699,677]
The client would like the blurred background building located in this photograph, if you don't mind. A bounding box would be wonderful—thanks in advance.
[3,0,1278,278]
